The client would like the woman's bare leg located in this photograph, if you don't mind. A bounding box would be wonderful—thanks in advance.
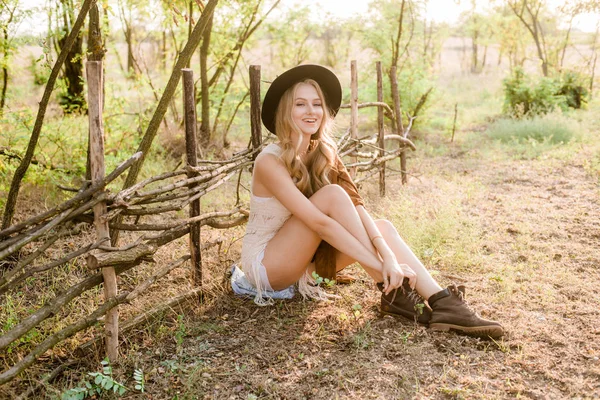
[375,220,442,299]
[334,219,442,299]
[262,185,384,290]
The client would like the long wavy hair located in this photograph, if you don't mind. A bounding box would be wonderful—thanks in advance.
[274,79,337,198]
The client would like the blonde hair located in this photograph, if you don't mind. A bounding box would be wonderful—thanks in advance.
[274,79,337,198]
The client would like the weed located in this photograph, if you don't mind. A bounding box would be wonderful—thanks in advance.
[486,113,576,145]
[175,314,187,352]
[61,359,127,400]
[352,321,372,350]
[311,271,336,287]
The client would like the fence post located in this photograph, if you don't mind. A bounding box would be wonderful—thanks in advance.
[389,65,407,185]
[376,61,385,196]
[86,60,118,362]
[182,68,202,287]
[249,65,262,158]
[350,60,358,178]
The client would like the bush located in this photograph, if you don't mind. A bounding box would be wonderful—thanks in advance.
[502,68,562,117]
[486,113,575,144]
[502,68,589,118]
[555,70,589,110]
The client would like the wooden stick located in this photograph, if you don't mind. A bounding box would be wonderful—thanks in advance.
[0,291,129,386]
[249,65,262,161]
[376,61,385,197]
[77,286,203,356]
[0,152,140,239]
[87,60,118,363]
[349,60,358,178]
[451,102,458,143]
[0,192,107,261]
[182,68,202,287]
[0,262,135,353]
[339,101,394,115]
[106,208,246,231]
[0,238,108,295]
[389,65,407,185]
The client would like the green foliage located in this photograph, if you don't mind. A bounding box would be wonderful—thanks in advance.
[28,55,50,86]
[133,368,145,393]
[503,68,590,117]
[486,113,575,145]
[502,67,562,117]
[311,271,336,287]
[555,70,589,109]
[61,359,127,400]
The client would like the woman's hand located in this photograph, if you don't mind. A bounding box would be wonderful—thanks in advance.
[381,258,404,295]
[381,260,418,295]
[399,263,417,290]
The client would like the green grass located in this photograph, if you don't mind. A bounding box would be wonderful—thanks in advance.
[367,176,486,275]
[486,113,577,145]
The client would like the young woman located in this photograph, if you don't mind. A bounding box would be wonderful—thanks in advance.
[234,64,504,339]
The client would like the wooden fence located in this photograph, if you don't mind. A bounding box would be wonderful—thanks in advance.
[0,60,416,387]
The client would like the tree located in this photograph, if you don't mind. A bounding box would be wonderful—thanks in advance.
[459,1,494,74]
[54,0,87,112]
[0,0,30,116]
[2,0,94,230]
[197,0,281,146]
[507,0,555,76]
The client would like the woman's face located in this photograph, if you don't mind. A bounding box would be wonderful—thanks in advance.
[291,83,323,136]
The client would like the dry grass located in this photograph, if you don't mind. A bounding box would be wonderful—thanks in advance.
[4,114,599,398]
[2,42,600,400]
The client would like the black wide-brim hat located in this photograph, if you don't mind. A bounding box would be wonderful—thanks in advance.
[261,64,342,134]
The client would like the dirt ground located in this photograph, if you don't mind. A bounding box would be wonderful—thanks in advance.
[95,139,599,400]
[3,133,600,399]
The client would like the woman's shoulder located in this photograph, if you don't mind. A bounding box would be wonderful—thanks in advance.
[260,143,283,157]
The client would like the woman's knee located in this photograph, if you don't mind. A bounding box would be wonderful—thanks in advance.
[375,219,396,237]
[310,184,353,213]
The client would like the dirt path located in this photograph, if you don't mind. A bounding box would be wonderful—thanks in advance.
[113,150,600,399]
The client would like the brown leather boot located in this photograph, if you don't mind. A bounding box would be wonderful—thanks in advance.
[428,284,504,339]
[378,279,432,325]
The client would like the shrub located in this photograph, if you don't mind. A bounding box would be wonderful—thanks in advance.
[502,68,562,117]
[502,68,589,118]
[555,70,589,110]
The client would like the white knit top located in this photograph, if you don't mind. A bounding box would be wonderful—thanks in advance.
[240,143,330,305]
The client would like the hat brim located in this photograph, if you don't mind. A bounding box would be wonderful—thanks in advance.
[261,64,342,134]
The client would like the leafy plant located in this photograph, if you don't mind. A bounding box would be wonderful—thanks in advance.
[311,271,336,288]
[61,359,127,400]
[502,67,562,117]
[503,68,590,118]
[133,368,145,393]
[555,70,589,110]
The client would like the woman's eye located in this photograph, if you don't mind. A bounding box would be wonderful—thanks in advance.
[314,103,322,107]
[295,103,305,107]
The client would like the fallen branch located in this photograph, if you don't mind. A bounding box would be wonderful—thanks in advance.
[0,152,141,239]
[0,193,107,261]
[0,238,108,294]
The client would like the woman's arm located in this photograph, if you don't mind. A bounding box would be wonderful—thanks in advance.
[254,153,383,272]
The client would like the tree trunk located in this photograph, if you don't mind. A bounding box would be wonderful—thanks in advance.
[57,0,86,112]
[1,0,93,231]
[471,32,479,73]
[0,25,9,115]
[115,0,220,247]
[199,12,213,146]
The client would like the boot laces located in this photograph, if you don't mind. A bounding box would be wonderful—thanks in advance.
[449,284,476,313]
[407,290,423,304]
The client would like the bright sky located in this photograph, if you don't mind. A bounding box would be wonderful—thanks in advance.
[298,0,598,32]
[14,0,600,35]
